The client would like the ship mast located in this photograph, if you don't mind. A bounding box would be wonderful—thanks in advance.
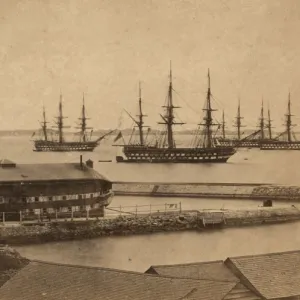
[77,93,92,142]
[200,69,217,148]
[124,82,148,146]
[286,92,293,142]
[267,106,272,139]
[221,110,226,139]
[234,99,244,140]
[158,62,184,148]
[259,99,265,140]
[41,106,48,141]
[137,82,146,145]
[53,93,69,144]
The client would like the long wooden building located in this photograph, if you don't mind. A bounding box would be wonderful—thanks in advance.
[0,156,113,220]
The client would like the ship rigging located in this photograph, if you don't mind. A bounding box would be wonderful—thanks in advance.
[217,99,275,148]
[114,65,236,163]
[32,93,115,152]
[260,92,300,150]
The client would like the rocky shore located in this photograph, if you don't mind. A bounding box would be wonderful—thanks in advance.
[0,245,29,287]
[1,207,300,246]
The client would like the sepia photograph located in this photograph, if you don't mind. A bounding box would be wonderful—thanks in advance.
[1,0,300,299]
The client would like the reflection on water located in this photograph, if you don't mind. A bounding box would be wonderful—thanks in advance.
[2,136,300,270]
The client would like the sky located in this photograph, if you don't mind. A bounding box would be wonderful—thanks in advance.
[0,0,300,131]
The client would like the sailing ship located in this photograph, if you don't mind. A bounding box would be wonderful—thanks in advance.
[113,66,236,163]
[260,93,300,150]
[33,94,114,152]
[217,100,275,148]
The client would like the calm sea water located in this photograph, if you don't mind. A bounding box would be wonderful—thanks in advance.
[2,135,300,271]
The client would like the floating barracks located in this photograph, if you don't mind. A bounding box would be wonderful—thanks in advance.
[1,248,300,299]
[0,156,113,220]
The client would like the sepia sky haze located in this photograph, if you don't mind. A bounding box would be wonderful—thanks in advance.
[0,0,300,131]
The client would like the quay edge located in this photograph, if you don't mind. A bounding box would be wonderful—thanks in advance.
[112,181,300,202]
[1,206,300,246]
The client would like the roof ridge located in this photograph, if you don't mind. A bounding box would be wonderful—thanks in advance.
[29,259,232,283]
[227,249,300,260]
[149,260,224,268]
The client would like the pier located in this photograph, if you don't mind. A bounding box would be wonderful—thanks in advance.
[1,205,300,245]
[112,181,300,202]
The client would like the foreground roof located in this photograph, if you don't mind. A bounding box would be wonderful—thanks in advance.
[0,260,236,300]
[225,250,300,299]
[0,161,109,182]
[146,260,239,282]
[0,246,29,288]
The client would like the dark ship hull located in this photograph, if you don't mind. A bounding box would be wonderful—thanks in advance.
[34,140,99,152]
[260,141,300,150]
[116,146,236,163]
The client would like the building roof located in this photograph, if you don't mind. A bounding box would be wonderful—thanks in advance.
[225,250,300,299]
[0,161,109,182]
[145,260,239,282]
[0,260,237,300]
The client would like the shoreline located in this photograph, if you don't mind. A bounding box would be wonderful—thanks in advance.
[1,206,300,246]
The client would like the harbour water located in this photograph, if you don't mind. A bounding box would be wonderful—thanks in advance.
[2,135,300,271]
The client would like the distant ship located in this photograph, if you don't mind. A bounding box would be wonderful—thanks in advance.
[217,100,276,148]
[33,94,114,152]
[260,93,300,150]
[113,66,236,163]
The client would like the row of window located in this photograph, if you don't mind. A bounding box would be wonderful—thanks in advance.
[0,191,102,204]
[24,203,101,215]
[127,152,220,157]
[128,156,221,160]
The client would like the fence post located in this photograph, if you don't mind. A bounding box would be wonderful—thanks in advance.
[165,203,167,215]
[86,208,89,220]
[55,209,58,221]
[120,205,122,216]
[2,212,5,225]
[150,204,152,216]
[136,205,138,217]
[179,202,182,213]
[19,211,22,224]
[71,209,74,221]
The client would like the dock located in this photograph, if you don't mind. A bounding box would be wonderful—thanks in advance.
[1,206,300,245]
[112,181,300,202]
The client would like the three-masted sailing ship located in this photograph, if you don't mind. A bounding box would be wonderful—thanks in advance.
[114,67,236,163]
[33,94,114,152]
[217,100,275,148]
[260,93,300,150]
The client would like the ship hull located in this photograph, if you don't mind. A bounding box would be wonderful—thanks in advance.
[260,141,300,150]
[217,139,276,148]
[34,140,98,152]
[217,139,260,148]
[116,146,235,163]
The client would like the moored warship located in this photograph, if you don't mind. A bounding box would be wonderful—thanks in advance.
[33,94,114,152]
[114,66,236,163]
[260,93,300,150]
[217,100,275,148]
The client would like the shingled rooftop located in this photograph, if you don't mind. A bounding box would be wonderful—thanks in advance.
[1,248,300,299]
[0,260,238,300]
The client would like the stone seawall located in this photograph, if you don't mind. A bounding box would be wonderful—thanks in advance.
[113,182,300,201]
[1,207,300,246]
